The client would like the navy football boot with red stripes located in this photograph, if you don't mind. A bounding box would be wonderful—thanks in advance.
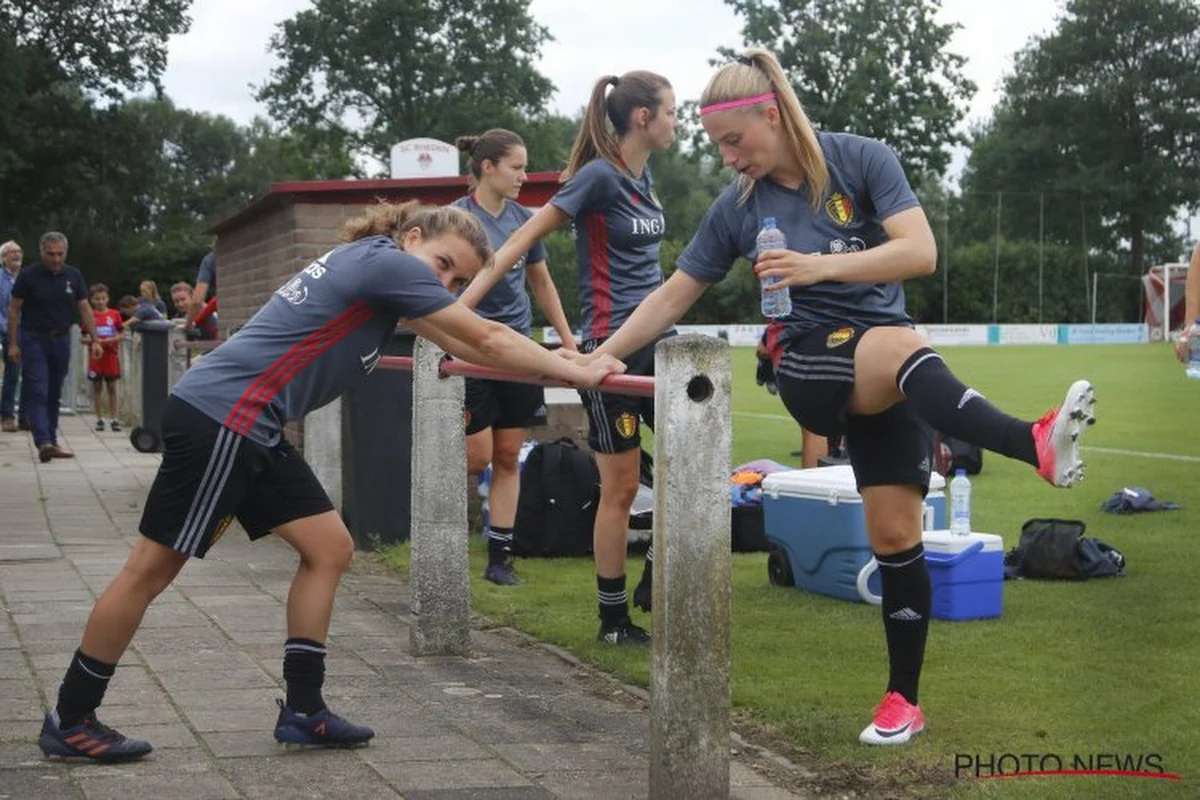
[273,699,374,746]
[39,711,153,762]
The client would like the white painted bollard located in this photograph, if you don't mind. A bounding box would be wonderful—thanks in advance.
[409,338,471,655]
[650,334,732,799]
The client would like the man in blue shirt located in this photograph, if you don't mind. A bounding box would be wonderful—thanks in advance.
[187,250,217,333]
[0,240,23,431]
[8,232,105,461]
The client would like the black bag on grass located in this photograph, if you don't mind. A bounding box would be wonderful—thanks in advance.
[513,438,599,557]
[933,431,983,476]
[1004,518,1126,580]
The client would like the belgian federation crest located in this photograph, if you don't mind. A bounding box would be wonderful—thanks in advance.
[615,412,638,440]
[825,192,855,226]
[826,327,855,349]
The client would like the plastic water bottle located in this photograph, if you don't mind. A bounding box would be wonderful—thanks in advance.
[1187,322,1200,379]
[950,469,972,536]
[757,217,792,318]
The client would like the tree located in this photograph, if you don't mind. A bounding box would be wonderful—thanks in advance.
[720,0,975,186]
[961,0,1200,275]
[257,0,556,170]
[0,0,193,247]
[0,0,191,98]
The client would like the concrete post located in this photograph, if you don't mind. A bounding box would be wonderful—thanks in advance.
[64,324,81,415]
[119,333,142,428]
[304,398,343,514]
[409,338,470,656]
[166,327,188,392]
[649,334,732,800]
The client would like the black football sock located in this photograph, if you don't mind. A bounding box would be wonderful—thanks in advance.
[638,545,653,586]
[55,650,116,729]
[597,575,628,625]
[897,348,1037,466]
[283,638,327,714]
[486,526,514,566]
[877,544,931,705]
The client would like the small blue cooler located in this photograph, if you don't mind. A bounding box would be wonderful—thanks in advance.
[921,530,1004,620]
[762,466,946,603]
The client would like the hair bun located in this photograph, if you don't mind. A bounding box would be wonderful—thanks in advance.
[454,135,480,153]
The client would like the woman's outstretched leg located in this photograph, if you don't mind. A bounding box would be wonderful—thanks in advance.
[848,327,1096,486]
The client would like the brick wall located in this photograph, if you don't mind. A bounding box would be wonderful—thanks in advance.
[214,200,368,449]
[214,200,382,334]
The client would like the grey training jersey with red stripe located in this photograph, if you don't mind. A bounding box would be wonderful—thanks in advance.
[451,194,546,335]
[550,159,665,340]
[173,237,456,447]
[677,132,920,349]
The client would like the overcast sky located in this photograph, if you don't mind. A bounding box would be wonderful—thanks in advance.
[152,0,1200,240]
[160,0,1062,135]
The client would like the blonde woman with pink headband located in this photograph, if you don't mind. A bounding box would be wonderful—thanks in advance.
[592,48,1096,745]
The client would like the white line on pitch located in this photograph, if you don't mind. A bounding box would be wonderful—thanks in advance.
[733,411,792,421]
[733,412,1199,463]
[1082,446,1200,463]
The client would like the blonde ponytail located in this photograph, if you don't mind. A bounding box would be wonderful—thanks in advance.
[700,48,828,208]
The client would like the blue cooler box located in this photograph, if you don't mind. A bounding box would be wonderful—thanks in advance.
[922,530,1004,621]
[762,466,946,603]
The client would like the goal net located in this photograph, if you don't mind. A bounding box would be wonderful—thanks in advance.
[1143,263,1189,341]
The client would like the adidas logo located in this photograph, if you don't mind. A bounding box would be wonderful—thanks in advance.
[889,607,923,622]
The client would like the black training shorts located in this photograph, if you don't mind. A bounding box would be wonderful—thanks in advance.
[139,397,334,558]
[577,337,663,454]
[464,377,546,435]
[775,325,933,493]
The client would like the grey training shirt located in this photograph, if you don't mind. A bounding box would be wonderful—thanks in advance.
[677,132,920,345]
[451,194,545,335]
[551,159,665,341]
[174,237,456,447]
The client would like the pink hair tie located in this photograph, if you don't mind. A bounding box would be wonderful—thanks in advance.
[700,92,778,116]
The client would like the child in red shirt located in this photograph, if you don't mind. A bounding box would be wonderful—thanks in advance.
[87,283,124,432]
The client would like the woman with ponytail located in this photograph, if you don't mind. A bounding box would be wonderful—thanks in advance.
[592,48,1096,744]
[460,71,676,647]
[38,201,626,763]
[452,129,575,586]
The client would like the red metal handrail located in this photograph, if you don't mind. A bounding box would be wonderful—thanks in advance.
[378,355,654,398]
[172,341,654,397]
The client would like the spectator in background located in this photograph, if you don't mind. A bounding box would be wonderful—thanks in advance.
[7,232,105,462]
[86,283,123,433]
[169,282,190,319]
[139,281,168,317]
[169,281,218,340]
[1173,242,1199,363]
[119,294,163,330]
[190,251,216,324]
[0,240,23,432]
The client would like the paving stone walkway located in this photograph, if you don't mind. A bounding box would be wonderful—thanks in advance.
[0,415,807,799]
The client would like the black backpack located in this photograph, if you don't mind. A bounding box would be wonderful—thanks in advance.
[513,438,600,557]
